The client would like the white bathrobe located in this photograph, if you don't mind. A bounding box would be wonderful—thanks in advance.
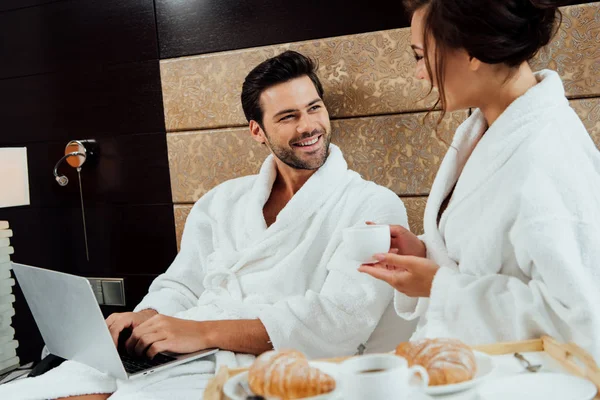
[394,69,600,362]
[2,144,408,400]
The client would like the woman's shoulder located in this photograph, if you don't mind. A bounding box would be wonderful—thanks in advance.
[517,104,597,168]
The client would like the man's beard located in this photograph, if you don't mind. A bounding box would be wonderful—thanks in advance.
[264,128,331,170]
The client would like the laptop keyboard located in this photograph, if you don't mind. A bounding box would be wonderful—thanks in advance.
[119,352,177,374]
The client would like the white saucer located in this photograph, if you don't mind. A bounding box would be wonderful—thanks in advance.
[223,361,341,400]
[476,372,597,400]
[425,351,495,396]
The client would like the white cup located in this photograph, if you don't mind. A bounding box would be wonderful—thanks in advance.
[342,224,391,263]
[340,354,429,400]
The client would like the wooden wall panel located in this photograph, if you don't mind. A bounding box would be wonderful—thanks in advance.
[0,61,165,145]
[0,0,171,365]
[156,0,410,59]
[22,133,172,208]
[0,0,158,79]
[0,205,177,277]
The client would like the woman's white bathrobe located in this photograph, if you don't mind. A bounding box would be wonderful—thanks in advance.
[3,144,408,400]
[395,69,600,362]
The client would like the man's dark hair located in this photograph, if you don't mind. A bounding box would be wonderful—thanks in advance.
[241,50,325,126]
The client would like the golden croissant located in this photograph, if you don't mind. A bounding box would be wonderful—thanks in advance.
[248,349,336,399]
[395,338,477,386]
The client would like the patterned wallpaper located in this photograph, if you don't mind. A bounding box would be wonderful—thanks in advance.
[167,110,466,203]
[161,2,600,248]
[161,2,600,133]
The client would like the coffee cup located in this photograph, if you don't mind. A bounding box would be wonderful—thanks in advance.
[342,224,391,264]
[340,354,428,400]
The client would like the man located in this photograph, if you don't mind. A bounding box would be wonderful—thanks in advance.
[4,51,408,400]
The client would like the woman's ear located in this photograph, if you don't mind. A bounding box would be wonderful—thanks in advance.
[469,56,482,72]
[249,120,266,144]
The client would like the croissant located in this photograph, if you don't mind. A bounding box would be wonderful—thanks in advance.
[395,338,477,386]
[248,350,336,399]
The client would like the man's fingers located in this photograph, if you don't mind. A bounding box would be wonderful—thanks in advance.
[146,340,169,359]
[108,320,130,347]
[126,316,160,353]
[105,313,118,327]
[134,332,165,357]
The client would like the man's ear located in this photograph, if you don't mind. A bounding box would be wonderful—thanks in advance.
[249,120,266,144]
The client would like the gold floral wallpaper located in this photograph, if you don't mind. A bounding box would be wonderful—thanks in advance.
[160,28,435,132]
[167,110,465,203]
[161,2,599,133]
[167,128,270,203]
[571,98,600,147]
[530,4,600,99]
[403,197,427,236]
[333,110,464,196]
[164,2,600,243]
[171,97,599,248]
[173,204,192,250]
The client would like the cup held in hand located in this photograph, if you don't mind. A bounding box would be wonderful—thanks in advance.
[342,225,391,264]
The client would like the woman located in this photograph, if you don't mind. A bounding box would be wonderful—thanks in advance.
[359,0,600,361]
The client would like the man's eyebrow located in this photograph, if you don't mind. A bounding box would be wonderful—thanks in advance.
[272,98,323,119]
[273,108,298,118]
[307,98,323,107]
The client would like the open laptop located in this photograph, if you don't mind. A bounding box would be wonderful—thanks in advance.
[12,263,218,380]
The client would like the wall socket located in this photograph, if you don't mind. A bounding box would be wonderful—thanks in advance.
[87,278,126,306]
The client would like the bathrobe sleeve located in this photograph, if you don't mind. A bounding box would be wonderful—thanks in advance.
[134,195,215,316]
[257,196,409,359]
[425,202,600,361]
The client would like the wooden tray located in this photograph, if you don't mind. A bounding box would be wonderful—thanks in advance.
[204,336,600,400]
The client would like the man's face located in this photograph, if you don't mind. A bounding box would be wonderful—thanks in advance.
[256,76,332,170]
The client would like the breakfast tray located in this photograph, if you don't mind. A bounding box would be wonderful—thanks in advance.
[204,336,600,400]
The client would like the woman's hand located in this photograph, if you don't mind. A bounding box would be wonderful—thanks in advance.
[358,253,439,297]
[367,222,426,258]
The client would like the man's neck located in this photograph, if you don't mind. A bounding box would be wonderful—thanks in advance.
[263,159,318,227]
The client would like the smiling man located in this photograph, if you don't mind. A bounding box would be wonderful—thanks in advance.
[3,51,410,400]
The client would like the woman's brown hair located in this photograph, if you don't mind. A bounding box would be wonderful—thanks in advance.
[404,0,571,118]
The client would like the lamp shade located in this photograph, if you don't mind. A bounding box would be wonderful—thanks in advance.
[0,148,30,208]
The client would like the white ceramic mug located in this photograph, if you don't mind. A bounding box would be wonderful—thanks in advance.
[342,224,391,263]
[340,354,429,400]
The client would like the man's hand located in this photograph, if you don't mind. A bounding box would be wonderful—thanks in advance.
[106,309,158,347]
[367,222,426,258]
[125,314,213,359]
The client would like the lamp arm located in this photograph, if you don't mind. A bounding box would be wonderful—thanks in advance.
[53,152,86,186]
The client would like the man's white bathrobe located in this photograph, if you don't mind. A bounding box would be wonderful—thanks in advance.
[3,144,408,400]
[394,69,600,361]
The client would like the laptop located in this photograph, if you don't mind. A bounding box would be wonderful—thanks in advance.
[12,263,218,380]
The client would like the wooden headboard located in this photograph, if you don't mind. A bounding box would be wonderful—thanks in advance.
[160,2,600,248]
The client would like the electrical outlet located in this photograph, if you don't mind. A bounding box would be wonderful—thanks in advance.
[86,278,125,306]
